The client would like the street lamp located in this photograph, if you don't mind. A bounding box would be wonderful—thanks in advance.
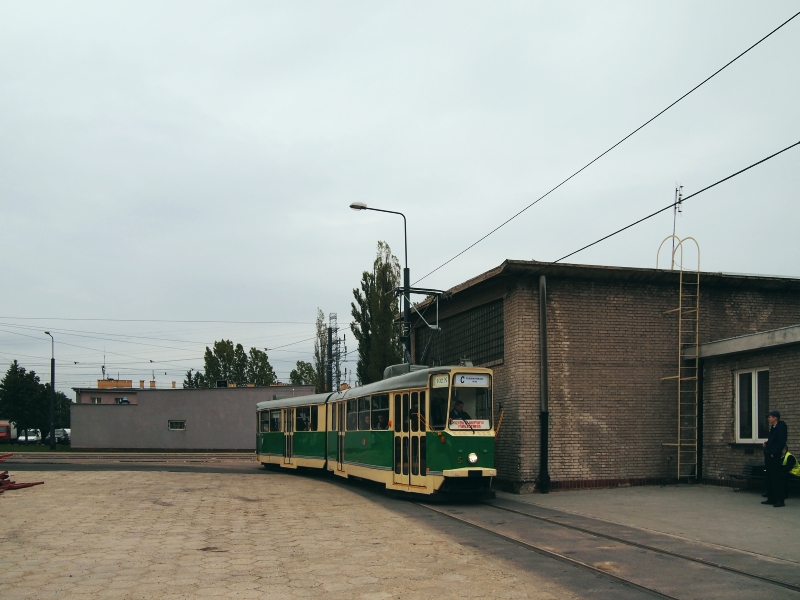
[350,202,412,363]
[44,332,55,450]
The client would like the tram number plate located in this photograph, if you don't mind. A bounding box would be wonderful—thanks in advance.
[432,375,449,388]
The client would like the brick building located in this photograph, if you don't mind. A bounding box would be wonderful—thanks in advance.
[411,260,800,492]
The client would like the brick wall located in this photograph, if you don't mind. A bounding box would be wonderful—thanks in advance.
[412,262,800,491]
[702,345,800,483]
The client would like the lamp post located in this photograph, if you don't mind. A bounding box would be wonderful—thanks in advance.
[350,202,412,364]
[44,331,55,450]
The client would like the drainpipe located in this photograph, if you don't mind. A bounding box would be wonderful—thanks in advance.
[538,275,551,493]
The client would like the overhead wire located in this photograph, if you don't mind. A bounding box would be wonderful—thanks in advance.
[413,10,800,286]
[521,140,800,278]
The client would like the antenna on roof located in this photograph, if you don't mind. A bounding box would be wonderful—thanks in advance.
[671,184,683,258]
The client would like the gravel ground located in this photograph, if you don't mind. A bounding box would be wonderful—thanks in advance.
[0,469,575,599]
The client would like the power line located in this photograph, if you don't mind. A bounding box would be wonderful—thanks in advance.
[0,317,315,324]
[526,139,800,276]
[413,10,800,286]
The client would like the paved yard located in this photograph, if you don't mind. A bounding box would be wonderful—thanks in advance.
[1,469,574,599]
[498,483,800,563]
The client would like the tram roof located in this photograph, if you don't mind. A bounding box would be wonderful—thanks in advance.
[256,365,492,410]
[256,392,333,410]
[333,366,452,399]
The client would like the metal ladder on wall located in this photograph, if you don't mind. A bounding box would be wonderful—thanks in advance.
[658,236,700,481]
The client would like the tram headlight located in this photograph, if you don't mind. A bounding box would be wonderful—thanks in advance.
[468,452,478,464]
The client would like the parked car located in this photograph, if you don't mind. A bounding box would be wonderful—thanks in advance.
[17,429,42,443]
[44,428,71,445]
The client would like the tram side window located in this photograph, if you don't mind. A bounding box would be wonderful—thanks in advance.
[410,392,419,432]
[394,394,402,432]
[372,395,389,429]
[346,399,358,431]
[296,406,310,431]
[310,405,318,431]
[260,411,269,433]
[430,387,448,430]
[331,403,337,431]
[358,397,371,430]
[270,410,282,432]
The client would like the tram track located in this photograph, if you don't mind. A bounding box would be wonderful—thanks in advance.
[420,503,681,600]
[418,501,800,600]
[482,499,800,593]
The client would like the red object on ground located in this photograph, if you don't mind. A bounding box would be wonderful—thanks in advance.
[0,453,12,462]
[0,455,45,494]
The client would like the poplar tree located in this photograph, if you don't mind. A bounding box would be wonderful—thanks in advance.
[351,241,403,385]
[312,309,328,393]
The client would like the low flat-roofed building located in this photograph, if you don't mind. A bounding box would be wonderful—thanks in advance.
[695,324,800,484]
[71,383,315,450]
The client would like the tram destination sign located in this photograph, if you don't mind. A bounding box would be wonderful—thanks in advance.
[449,419,491,430]
[453,374,490,387]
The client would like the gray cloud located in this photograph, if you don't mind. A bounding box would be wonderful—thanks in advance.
[1,2,798,391]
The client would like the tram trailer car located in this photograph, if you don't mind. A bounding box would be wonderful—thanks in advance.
[256,365,496,499]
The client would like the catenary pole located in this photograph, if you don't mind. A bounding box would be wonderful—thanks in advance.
[349,203,412,363]
[45,331,55,450]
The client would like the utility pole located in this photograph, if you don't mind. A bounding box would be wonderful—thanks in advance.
[326,326,333,393]
[44,332,55,450]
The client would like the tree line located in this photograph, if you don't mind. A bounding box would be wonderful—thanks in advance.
[183,340,277,388]
[0,361,71,435]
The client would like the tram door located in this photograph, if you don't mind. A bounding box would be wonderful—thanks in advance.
[336,401,345,471]
[393,391,427,486]
[283,408,294,465]
[409,391,427,486]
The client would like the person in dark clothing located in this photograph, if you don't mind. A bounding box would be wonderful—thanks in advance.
[762,410,788,507]
[450,400,471,421]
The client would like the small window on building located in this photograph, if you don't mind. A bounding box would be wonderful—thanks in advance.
[90,397,102,404]
[168,420,186,431]
[260,411,270,433]
[346,399,358,431]
[115,397,130,405]
[296,406,310,431]
[270,410,282,432]
[736,369,769,443]
[358,397,371,430]
[310,405,318,431]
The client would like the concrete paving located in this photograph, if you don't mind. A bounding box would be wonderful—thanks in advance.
[497,484,800,563]
[1,469,576,600]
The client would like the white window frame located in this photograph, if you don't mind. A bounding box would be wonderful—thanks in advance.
[168,420,186,431]
[735,368,769,443]
[90,397,102,404]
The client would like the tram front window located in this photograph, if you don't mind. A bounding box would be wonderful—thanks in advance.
[449,374,492,431]
[430,387,448,431]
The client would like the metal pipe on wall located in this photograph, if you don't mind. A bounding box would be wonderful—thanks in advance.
[538,275,551,493]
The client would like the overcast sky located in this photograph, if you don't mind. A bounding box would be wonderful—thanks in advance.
[1,2,798,393]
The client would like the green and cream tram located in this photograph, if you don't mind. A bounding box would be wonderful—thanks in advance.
[256,365,496,498]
